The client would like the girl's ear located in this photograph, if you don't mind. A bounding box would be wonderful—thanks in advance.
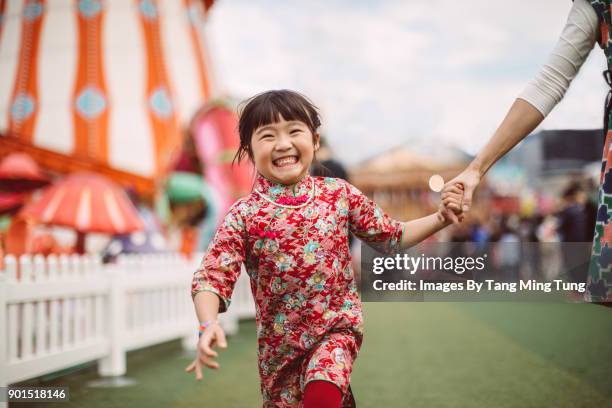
[313,132,321,151]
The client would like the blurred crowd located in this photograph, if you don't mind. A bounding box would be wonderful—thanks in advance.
[446,179,596,284]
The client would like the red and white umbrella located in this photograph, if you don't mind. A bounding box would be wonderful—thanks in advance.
[20,173,144,253]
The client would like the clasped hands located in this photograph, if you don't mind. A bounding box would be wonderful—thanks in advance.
[437,167,481,224]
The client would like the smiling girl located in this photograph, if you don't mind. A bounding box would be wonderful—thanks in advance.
[185,90,463,407]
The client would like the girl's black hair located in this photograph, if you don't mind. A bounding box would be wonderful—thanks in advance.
[233,90,322,164]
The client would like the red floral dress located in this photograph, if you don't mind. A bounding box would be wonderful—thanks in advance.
[191,174,404,407]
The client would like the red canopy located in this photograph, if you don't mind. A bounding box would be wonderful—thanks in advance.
[20,172,143,234]
[0,152,49,192]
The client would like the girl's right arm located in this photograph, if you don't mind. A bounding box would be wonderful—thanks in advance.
[194,290,221,323]
[186,201,248,380]
[343,179,460,251]
[185,291,228,380]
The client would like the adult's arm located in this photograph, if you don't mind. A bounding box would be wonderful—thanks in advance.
[446,0,599,214]
[518,0,599,117]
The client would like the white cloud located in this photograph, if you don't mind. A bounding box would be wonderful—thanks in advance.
[206,0,608,164]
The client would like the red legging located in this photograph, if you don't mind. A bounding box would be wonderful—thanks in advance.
[303,380,342,408]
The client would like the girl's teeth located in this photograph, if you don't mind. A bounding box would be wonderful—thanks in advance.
[275,157,297,166]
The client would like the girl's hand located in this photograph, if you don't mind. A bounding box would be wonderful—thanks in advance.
[437,203,465,224]
[444,167,481,214]
[439,183,465,224]
[184,323,227,380]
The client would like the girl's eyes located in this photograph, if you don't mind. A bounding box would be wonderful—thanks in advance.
[258,129,303,140]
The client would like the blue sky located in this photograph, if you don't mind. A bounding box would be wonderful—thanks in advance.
[205,0,607,165]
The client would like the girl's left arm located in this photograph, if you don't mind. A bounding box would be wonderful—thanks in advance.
[345,180,453,254]
[399,213,451,250]
[399,184,464,248]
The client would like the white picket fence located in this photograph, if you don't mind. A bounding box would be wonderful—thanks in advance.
[0,252,255,397]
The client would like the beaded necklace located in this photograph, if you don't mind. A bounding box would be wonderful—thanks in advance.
[254,177,315,209]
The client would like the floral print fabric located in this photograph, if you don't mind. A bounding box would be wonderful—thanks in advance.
[192,174,404,407]
[585,0,612,300]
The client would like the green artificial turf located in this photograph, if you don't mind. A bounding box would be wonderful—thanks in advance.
[352,303,612,408]
[17,302,612,407]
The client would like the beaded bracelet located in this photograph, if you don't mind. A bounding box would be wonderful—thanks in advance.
[198,320,219,337]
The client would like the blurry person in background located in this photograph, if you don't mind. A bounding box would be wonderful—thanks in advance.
[171,198,207,259]
[470,217,490,247]
[518,215,542,280]
[557,181,591,284]
[536,211,562,281]
[310,137,349,181]
[496,216,521,282]
[557,182,589,243]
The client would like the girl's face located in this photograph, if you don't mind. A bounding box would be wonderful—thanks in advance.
[251,118,320,185]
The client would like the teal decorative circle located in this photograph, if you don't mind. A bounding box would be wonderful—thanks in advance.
[11,93,35,122]
[139,0,157,20]
[187,3,199,25]
[78,0,102,18]
[24,1,43,21]
[149,87,173,118]
[75,86,107,119]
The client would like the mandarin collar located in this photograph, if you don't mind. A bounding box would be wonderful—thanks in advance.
[254,173,313,200]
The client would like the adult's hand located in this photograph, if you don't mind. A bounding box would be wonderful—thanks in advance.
[442,167,481,222]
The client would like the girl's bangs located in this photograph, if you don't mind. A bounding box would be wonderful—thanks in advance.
[248,93,316,131]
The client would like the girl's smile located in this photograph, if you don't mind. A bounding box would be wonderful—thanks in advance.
[273,155,299,168]
[251,117,320,185]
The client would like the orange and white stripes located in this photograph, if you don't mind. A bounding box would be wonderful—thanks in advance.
[137,0,181,176]
[183,0,210,100]
[0,0,216,179]
[7,0,45,141]
[72,0,109,163]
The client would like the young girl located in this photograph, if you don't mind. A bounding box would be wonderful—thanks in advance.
[185,90,464,407]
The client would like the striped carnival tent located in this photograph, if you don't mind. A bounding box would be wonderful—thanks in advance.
[0,0,217,197]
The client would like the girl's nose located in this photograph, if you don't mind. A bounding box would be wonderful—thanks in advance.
[274,134,292,151]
